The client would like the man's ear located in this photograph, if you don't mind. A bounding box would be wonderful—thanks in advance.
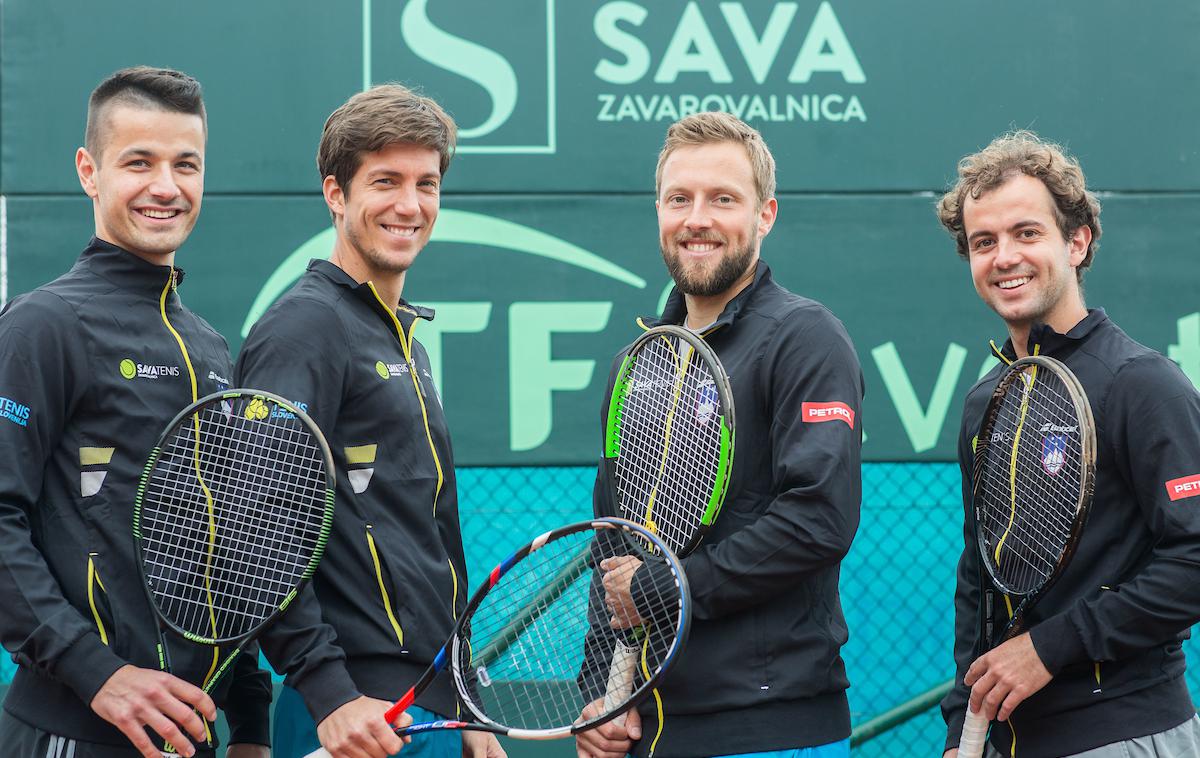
[77,147,100,199]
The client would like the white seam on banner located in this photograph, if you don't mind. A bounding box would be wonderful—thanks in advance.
[1,195,8,308]
[362,0,372,91]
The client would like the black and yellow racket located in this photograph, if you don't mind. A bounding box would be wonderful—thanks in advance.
[600,324,735,717]
[302,517,690,756]
[958,356,1096,757]
[133,389,335,753]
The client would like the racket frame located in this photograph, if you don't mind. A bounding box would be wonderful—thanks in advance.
[131,389,336,731]
[375,517,691,740]
[959,356,1097,756]
[604,324,735,555]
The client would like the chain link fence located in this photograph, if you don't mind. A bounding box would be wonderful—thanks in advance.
[3,462,1198,755]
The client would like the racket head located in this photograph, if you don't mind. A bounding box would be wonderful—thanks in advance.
[605,325,735,556]
[972,356,1096,600]
[449,517,690,738]
[133,389,336,646]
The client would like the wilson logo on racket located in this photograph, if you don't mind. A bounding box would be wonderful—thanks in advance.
[1041,434,1068,476]
[1167,474,1200,501]
[802,401,854,428]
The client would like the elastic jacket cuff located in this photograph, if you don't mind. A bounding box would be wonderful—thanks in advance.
[1028,615,1086,675]
[59,633,129,707]
[291,659,363,725]
[629,558,678,623]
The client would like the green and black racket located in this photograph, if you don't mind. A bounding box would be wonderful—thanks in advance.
[958,356,1096,757]
[133,389,335,753]
[600,324,735,718]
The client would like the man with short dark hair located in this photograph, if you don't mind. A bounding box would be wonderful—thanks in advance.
[237,84,505,758]
[577,112,864,758]
[939,131,1200,757]
[0,66,269,758]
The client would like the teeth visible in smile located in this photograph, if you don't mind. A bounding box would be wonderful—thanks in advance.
[998,277,1030,290]
[140,209,178,219]
[383,225,417,237]
[683,242,718,252]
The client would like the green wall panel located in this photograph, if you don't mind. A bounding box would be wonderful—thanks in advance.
[2,1,1198,193]
[4,194,1197,464]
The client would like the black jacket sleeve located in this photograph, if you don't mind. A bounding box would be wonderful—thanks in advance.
[941,407,983,751]
[682,311,863,620]
[235,297,362,724]
[222,645,273,746]
[1028,355,1200,671]
[0,292,129,706]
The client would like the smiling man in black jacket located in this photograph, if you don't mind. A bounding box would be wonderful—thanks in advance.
[577,113,864,758]
[0,67,270,758]
[938,131,1200,758]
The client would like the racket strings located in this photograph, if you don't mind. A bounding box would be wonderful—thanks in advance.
[976,368,1085,594]
[454,528,684,731]
[614,338,725,553]
[140,398,329,641]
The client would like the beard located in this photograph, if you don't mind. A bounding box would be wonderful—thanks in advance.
[660,228,757,297]
[343,214,413,275]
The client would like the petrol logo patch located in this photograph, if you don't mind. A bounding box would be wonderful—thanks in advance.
[802,401,854,428]
[0,396,31,427]
[1167,474,1200,502]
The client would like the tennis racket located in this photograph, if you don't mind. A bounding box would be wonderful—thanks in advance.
[133,389,335,752]
[303,517,690,757]
[957,356,1096,757]
[600,324,735,717]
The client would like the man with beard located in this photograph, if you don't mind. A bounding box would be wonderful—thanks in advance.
[939,132,1200,757]
[575,112,864,758]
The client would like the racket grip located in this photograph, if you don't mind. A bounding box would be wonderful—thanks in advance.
[301,749,332,758]
[957,706,989,758]
[602,640,639,726]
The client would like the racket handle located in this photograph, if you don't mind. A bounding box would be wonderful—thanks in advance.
[301,749,332,758]
[957,706,990,758]
[602,640,639,726]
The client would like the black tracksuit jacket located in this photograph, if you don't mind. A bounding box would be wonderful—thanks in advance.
[236,259,468,721]
[0,239,270,749]
[592,262,864,757]
[942,309,1200,757]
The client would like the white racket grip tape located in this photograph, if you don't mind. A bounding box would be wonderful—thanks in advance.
[302,748,332,758]
[602,640,640,726]
[957,706,989,758]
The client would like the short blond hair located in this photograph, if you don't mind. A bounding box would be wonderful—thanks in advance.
[936,130,1101,276]
[655,112,776,205]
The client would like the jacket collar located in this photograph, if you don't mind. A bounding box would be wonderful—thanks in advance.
[644,260,772,333]
[306,258,436,326]
[991,308,1109,362]
[79,236,184,290]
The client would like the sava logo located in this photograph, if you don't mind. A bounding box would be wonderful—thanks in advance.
[802,401,854,428]
[119,359,181,381]
[375,361,410,379]
[1167,474,1200,502]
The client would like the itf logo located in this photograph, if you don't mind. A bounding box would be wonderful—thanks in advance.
[370,0,556,153]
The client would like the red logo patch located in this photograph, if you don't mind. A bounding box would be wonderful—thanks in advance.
[1167,474,1200,502]
[802,401,855,428]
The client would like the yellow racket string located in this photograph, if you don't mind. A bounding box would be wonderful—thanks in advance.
[639,633,666,757]
[643,335,693,535]
[993,347,1040,567]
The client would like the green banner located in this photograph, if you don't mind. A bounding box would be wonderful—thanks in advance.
[4,194,1197,464]
[2,1,1199,193]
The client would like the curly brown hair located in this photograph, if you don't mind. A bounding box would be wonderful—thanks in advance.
[936,131,1101,278]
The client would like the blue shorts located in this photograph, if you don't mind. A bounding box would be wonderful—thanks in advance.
[710,739,851,758]
[272,684,463,758]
